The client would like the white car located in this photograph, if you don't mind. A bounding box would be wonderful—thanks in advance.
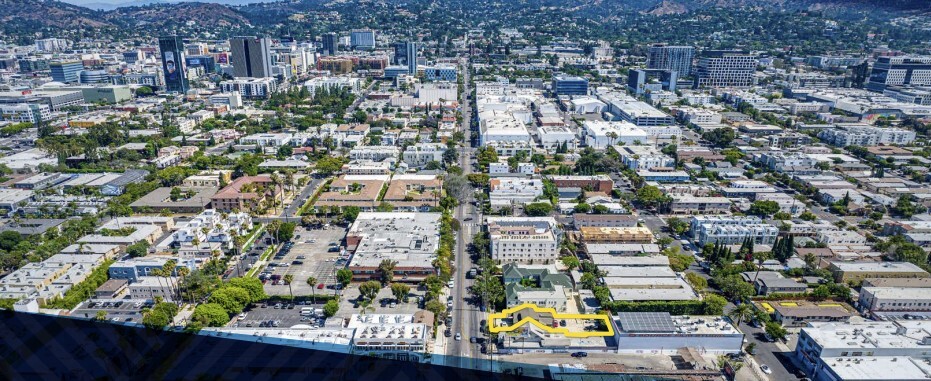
[454,333,462,341]
[760,365,772,374]
[238,313,247,321]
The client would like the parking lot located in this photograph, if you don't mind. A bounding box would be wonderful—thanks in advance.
[72,298,152,324]
[334,283,429,320]
[262,225,347,297]
[230,302,329,329]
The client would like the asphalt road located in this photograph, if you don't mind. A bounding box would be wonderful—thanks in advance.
[444,57,487,370]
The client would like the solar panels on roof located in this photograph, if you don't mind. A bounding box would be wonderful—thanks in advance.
[616,312,676,333]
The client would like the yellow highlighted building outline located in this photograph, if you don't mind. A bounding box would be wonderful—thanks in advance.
[487,303,615,338]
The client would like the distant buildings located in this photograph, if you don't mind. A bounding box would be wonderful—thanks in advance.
[229,36,273,78]
[219,77,278,99]
[158,36,189,93]
[818,124,917,146]
[322,33,339,56]
[49,61,83,83]
[647,44,695,77]
[867,56,931,92]
[350,30,376,50]
[552,75,589,96]
[693,50,757,88]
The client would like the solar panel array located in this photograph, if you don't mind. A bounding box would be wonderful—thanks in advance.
[616,312,676,333]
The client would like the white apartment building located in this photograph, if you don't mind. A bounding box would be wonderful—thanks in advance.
[489,178,543,208]
[402,143,446,167]
[0,103,51,123]
[690,215,779,246]
[220,77,278,99]
[538,125,577,151]
[239,133,293,147]
[818,124,917,146]
[209,92,244,109]
[488,217,560,264]
[582,120,648,149]
[677,107,722,125]
[613,145,676,170]
[165,209,252,251]
[349,145,400,162]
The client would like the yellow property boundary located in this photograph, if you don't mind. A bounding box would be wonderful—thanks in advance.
[487,303,615,338]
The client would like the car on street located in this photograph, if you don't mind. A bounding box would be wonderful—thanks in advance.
[454,333,461,341]
[760,365,772,374]
[444,330,452,337]
[570,352,588,358]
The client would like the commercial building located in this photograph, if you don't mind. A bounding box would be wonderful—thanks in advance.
[350,30,376,50]
[158,36,189,93]
[573,214,638,228]
[487,217,560,264]
[488,178,543,209]
[0,103,50,123]
[130,186,217,213]
[423,65,457,82]
[552,75,589,96]
[599,94,675,127]
[35,38,70,52]
[693,51,757,88]
[50,61,84,83]
[322,33,339,56]
[229,36,273,78]
[647,44,695,76]
[867,56,931,92]
[764,301,853,327]
[614,312,743,354]
[345,212,440,283]
[828,261,930,283]
[689,215,779,246]
[626,69,678,96]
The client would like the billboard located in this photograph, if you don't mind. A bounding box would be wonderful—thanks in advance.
[158,36,189,93]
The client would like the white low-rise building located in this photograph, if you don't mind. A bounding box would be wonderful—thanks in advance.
[582,120,648,149]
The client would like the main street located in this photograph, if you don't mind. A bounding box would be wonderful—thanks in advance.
[444,56,486,370]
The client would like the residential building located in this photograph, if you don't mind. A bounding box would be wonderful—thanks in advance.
[613,145,675,170]
[581,121,648,149]
[829,261,930,283]
[693,51,757,88]
[402,143,446,167]
[579,227,653,243]
[647,44,695,76]
[690,215,779,246]
[381,174,442,212]
[219,77,278,99]
[502,264,572,311]
[573,214,638,228]
[488,178,543,209]
[210,175,281,212]
[859,287,931,314]
[314,174,388,212]
[128,276,178,301]
[818,125,917,146]
[795,320,931,381]
[487,217,560,264]
[669,194,732,215]
[547,175,613,193]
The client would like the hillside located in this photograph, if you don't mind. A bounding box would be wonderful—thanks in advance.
[0,0,111,28]
[105,2,252,29]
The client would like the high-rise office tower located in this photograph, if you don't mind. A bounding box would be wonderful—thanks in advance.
[867,56,931,92]
[393,42,408,65]
[405,41,418,75]
[350,30,376,50]
[648,44,695,77]
[693,50,757,89]
[158,36,190,93]
[322,33,338,56]
[49,60,84,83]
[229,36,273,78]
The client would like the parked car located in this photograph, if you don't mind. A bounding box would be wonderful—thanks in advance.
[454,333,461,341]
[760,365,772,374]
[570,352,588,358]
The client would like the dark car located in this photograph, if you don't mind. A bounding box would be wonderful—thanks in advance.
[469,336,477,343]
[570,352,588,358]
[444,330,452,337]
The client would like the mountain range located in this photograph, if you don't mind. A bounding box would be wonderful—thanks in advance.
[0,0,927,42]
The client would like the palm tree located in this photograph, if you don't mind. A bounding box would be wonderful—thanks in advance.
[306,276,318,302]
[284,274,294,300]
[150,268,166,300]
[161,259,179,302]
[728,303,755,327]
[176,266,190,303]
